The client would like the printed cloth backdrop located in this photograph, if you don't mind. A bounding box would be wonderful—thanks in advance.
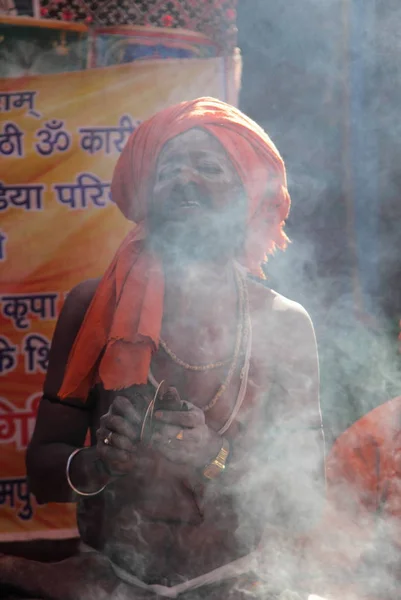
[0,54,240,541]
[0,0,238,53]
[0,17,234,77]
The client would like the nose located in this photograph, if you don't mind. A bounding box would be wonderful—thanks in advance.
[174,164,199,185]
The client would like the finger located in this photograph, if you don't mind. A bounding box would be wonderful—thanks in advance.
[152,424,182,445]
[111,395,143,425]
[154,407,204,428]
[96,427,114,445]
[152,426,202,453]
[156,443,190,465]
[99,414,139,443]
[97,431,136,454]
[96,424,138,449]
[97,444,132,465]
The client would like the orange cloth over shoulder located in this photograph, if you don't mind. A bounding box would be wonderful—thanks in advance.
[59,97,291,400]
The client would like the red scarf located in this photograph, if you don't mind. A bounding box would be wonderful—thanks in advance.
[59,97,290,400]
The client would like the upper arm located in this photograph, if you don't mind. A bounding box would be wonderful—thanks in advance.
[265,299,325,529]
[44,278,100,397]
[29,279,100,449]
[271,301,321,430]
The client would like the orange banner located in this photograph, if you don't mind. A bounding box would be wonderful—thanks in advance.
[0,57,232,540]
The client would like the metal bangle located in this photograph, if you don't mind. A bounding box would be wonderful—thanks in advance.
[66,447,107,497]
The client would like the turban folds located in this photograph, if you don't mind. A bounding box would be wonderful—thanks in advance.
[59,97,291,399]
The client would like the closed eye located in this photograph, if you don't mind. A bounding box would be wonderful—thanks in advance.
[198,162,223,175]
[157,166,179,182]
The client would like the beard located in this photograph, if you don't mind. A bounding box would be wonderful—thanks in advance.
[148,183,246,265]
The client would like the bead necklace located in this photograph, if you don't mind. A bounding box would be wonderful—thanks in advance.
[203,267,247,412]
[159,268,243,372]
[159,337,233,371]
[149,265,249,414]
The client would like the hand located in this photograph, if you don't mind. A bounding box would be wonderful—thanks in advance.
[151,401,222,469]
[96,393,145,476]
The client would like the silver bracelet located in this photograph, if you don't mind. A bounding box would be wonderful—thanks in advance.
[66,447,107,497]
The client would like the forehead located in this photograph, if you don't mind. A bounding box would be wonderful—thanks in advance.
[158,128,230,162]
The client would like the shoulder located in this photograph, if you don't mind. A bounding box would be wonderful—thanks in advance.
[50,278,101,352]
[65,278,101,309]
[247,277,315,348]
[44,278,101,395]
[248,279,321,427]
[61,278,101,323]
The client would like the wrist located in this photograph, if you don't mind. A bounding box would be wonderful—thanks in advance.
[203,431,223,465]
[68,447,113,495]
[94,454,121,485]
[201,437,230,481]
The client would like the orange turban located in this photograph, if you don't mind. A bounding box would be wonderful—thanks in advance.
[59,97,291,400]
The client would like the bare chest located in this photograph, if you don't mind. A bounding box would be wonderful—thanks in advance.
[150,318,273,434]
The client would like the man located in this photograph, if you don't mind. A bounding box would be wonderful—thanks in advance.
[306,396,401,600]
[0,98,325,599]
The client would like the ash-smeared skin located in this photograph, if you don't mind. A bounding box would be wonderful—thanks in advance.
[25,128,325,596]
[148,128,246,265]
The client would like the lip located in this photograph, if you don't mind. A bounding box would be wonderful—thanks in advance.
[161,203,203,223]
[179,201,201,208]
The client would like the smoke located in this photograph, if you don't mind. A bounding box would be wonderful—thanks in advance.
[1,2,400,599]
[237,1,401,599]
[238,0,401,431]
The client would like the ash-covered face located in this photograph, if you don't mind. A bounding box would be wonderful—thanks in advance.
[148,128,246,264]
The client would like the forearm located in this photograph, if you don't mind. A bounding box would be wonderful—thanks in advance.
[26,443,113,504]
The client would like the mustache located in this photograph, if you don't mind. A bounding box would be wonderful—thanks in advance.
[167,182,212,208]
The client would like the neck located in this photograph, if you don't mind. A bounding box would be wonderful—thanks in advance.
[162,258,237,324]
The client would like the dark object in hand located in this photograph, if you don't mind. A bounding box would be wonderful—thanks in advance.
[155,386,189,412]
[116,383,188,446]
[117,383,156,416]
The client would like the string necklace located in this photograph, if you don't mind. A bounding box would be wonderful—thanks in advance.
[159,337,233,371]
[149,265,250,417]
[159,267,243,372]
